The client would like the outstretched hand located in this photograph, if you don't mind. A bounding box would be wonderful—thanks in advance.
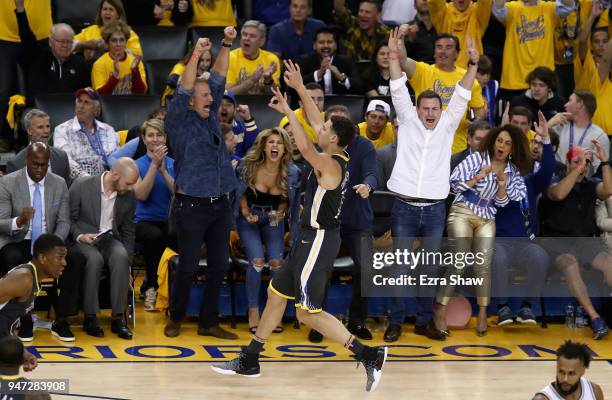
[194,38,212,54]
[533,111,549,138]
[466,36,480,65]
[388,26,403,54]
[592,139,608,162]
[224,26,237,42]
[283,59,304,89]
[268,86,291,114]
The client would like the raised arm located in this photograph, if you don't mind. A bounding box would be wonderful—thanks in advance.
[593,140,612,199]
[283,60,324,133]
[212,26,237,78]
[598,34,612,84]
[578,1,604,63]
[397,25,417,78]
[556,0,576,18]
[333,0,348,19]
[388,27,417,124]
[459,37,479,90]
[547,156,584,201]
[182,38,212,91]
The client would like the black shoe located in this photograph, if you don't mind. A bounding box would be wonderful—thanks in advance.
[348,323,373,340]
[211,347,261,377]
[383,323,402,343]
[83,317,104,338]
[51,320,75,342]
[18,315,34,342]
[308,329,323,343]
[358,346,388,392]
[111,318,133,340]
[414,321,446,341]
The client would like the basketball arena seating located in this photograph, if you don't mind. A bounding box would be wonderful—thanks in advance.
[135,26,189,61]
[54,0,99,34]
[99,94,160,130]
[324,95,366,124]
[145,59,177,96]
[191,27,239,56]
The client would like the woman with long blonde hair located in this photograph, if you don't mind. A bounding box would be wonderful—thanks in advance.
[235,128,296,333]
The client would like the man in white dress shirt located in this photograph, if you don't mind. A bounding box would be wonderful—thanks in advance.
[380,28,480,343]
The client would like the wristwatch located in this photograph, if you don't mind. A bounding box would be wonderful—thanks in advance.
[339,73,347,83]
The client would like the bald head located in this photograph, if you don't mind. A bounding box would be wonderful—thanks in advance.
[26,142,50,182]
[27,142,51,158]
[110,157,140,194]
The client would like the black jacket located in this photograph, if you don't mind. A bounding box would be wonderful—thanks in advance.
[509,92,566,122]
[298,52,361,95]
[16,10,90,98]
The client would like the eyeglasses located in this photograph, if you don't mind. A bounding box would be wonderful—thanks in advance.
[51,37,73,45]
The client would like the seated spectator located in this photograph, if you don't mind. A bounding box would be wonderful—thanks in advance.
[69,158,139,340]
[476,55,499,127]
[506,106,537,144]
[539,145,612,340]
[0,143,82,342]
[299,28,360,95]
[133,119,176,312]
[450,120,491,172]
[428,0,492,69]
[363,41,391,97]
[217,92,260,157]
[14,3,89,99]
[54,88,119,180]
[254,0,290,26]
[185,0,236,27]
[7,109,71,184]
[108,109,167,167]
[333,0,390,60]
[279,82,325,142]
[549,90,609,174]
[235,128,298,333]
[404,0,437,64]
[492,112,554,327]
[74,0,143,61]
[267,0,326,61]
[509,67,566,122]
[162,45,214,106]
[381,0,416,26]
[222,122,241,166]
[91,20,147,95]
[358,99,394,148]
[123,0,191,26]
[227,20,280,95]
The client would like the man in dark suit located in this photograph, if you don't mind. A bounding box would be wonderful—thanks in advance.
[299,27,360,95]
[7,109,71,185]
[69,157,139,340]
[0,142,81,342]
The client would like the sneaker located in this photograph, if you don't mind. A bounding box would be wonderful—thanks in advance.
[496,305,515,326]
[18,316,34,342]
[139,282,147,300]
[516,307,537,325]
[591,317,609,340]
[51,320,75,342]
[144,287,158,312]
[358,346,388,392]
[211,348,261,377]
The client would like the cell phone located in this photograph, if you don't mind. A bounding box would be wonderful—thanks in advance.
[93,229,113,244]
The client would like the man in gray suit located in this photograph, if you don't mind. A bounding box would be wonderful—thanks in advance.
[0,142,82,342]
[69,157,139,340]
[6,109,71,185]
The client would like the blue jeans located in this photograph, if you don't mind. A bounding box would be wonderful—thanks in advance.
[236,207,285,309]
[389,199,446,326]
[492,238,550,308]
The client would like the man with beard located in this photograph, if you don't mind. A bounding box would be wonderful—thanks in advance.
[358,100,395,149]
[533,340,603,400]
[217,92,260,158]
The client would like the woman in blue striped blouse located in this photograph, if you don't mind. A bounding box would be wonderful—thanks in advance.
[434,124,531,336]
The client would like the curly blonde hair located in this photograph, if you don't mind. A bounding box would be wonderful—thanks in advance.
[242,128,293,198]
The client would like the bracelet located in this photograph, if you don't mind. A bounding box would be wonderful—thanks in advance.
[221,41,232,48]
[191,52,201,61]
[389,53,400,61]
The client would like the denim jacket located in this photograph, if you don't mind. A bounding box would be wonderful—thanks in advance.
[232,161,302,244]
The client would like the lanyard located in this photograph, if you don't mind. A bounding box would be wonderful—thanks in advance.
[569,122,592,150]
[81,124,108,167]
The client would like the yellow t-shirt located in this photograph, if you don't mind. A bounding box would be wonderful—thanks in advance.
[500,1,557,90]
[553,8,579,65]
[158,0,174,26]
[0,1,51,42]
[227,48,281,94]
[573,50,600,92]
[190,0,236,27]
[593,77,612,136]
[162,63,186,107]
[428,0,492,69]
[358,122,395,149]
[278,108,324,143]
[409,62,485,153]
[75,25,143,57]
[92,52,148,95]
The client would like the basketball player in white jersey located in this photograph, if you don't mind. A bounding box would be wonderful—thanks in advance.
[533,340,604,400]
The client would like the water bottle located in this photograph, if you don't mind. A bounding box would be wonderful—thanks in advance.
[565,304,575,328]
[575,306,588,328]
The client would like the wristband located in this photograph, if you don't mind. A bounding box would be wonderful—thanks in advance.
[389,53,400,61]
[191,52,201,61]
[468,60,477,66]
[221,41,232,48]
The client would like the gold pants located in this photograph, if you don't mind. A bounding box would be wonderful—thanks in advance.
[437,203,495,307]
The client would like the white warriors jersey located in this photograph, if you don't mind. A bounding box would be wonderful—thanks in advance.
[537,377,597,400]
